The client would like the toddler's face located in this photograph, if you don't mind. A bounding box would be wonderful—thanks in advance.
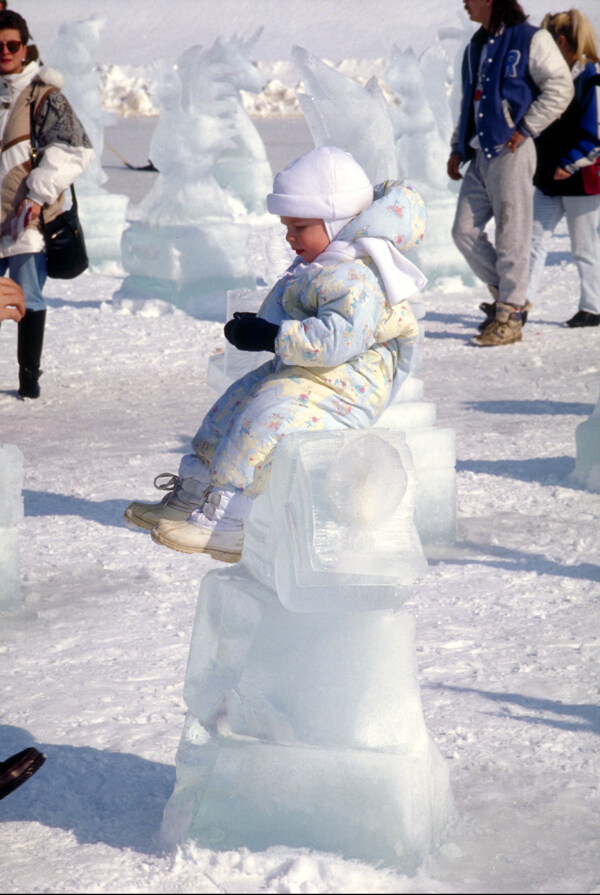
[280,217,330,263]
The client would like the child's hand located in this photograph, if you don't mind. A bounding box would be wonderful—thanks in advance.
[224,316,279,352]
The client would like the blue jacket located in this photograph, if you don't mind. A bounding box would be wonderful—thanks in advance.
[453,24,573,161]
[534,61,600,196]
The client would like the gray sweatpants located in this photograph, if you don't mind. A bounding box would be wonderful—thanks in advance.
[452,140,537,308]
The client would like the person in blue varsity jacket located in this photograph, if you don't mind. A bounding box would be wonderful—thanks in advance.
[448,0,573,346]
[528,9,600,329]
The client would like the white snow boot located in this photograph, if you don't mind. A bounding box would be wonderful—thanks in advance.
[150,488,252,563]
[124,461,210,532]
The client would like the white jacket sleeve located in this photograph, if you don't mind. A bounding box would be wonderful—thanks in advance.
[24,89,94,206]
[26,143,94,206]
[523,29,574,137]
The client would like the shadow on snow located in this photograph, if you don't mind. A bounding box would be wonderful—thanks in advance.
[428,685,600,735]
[23,490,130,527]
[462,399,593,416]
[0,725,174,853]
[433,539,600,583]
[456,455,576,485]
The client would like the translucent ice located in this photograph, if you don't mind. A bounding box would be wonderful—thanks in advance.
[206,287,272,394]
[570,385,600,492]
[290,36,473,283]
[384,43,472,283]
[0,444,24,611]
[292,46,398,183]
[47,16,129,274]
[161,565,454,868]
[117,35,280,317]
[162,372,455,866]
[242,428,428,612]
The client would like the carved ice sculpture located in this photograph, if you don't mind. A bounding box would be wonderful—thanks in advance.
[292,46,398,183]
[384,43,471,283]
[0,444,24,612]
[47,16,129,273]
[291,37,473,283]
[161,428,454,868]
[570,385,600,492]
[117,33,280,318]
[161,279,456,866]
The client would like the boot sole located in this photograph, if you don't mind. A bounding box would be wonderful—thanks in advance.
[472,333,522,347]
[123,508,154,532]
[150,527,241,563]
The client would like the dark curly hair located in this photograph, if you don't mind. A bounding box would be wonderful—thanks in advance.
[489,0,528,33]
[0,10,29,45]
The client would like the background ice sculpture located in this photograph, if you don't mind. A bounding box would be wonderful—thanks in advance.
[379,42,471,284]
[291,34,473,285]
[46,16,129,274]
[0,444,24,613]
[292,46,398,183]
[161,427,454,868]
[570,384,600,492]
[117,33,282,319]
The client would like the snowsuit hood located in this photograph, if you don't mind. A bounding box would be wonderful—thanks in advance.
[337,179,427,252]
[306,179,428,306]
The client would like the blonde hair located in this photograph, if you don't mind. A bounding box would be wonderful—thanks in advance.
[542,9,600,63]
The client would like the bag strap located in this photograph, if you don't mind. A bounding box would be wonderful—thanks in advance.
[28,86,78,219]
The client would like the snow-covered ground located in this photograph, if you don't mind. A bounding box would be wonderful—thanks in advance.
[1,2,600,893]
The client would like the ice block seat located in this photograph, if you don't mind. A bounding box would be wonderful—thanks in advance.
[570,384,600,492]
[0,444,24,612]
[161,428,455,869]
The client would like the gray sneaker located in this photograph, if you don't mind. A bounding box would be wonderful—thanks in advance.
[124,473,208,531]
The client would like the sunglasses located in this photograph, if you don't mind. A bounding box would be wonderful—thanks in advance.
[0,40,22,54]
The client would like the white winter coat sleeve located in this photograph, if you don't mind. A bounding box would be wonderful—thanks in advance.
[523,29,574,137]
[275,263,385,368]
[26,143,94,206]
[24,90,94,206]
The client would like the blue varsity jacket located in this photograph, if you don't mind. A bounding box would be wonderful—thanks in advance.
[454,23,540,161]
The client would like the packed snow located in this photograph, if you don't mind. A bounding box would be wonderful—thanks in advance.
[1,1,599,892]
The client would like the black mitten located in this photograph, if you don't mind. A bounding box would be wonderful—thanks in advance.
[224,310,256,342]
[224,315,279,352]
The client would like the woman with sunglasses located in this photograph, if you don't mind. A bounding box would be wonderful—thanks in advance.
[0,9,93,398]
[528,9,600,328]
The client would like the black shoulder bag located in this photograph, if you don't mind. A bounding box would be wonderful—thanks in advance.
[29,92,89,279]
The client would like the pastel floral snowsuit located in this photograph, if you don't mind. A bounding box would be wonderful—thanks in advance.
[193,180,426,497]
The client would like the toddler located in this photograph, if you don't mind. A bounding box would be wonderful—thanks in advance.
[125,146,427,562]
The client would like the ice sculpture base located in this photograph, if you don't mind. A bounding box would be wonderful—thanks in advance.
[0,527,21,612]
[161,568,454,869]
[0,444,24,612]
[118,222,256,319]
[162,724,453,870]
[570,387,600,492]
[79,190,129,273]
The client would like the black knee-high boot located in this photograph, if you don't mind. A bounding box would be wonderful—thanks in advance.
[17,308,46,399]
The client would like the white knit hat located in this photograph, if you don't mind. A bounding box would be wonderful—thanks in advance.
[266,146,373,237]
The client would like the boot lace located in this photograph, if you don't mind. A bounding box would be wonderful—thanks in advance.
[153,473,181,492]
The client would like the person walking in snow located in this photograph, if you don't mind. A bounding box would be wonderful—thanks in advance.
[448,0,574,346]
[125,146,427,564]
[0,9,93,398]
[527,9,600,329]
